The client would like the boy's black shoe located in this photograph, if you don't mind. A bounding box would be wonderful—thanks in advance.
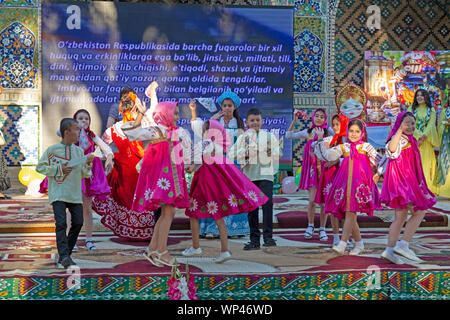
[60,256,72,269]
[243,242,260,250]
[263,238,277,247]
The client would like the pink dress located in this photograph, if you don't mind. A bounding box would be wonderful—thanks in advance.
[131,126,190,212]
[78,131,110,199]
[314,142,382,220]
[186,140,268,220]
[286,108,333,191]
[314,136,339,204]
[381,135,436,210]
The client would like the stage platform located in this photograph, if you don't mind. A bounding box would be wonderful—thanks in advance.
[0,181,449,300]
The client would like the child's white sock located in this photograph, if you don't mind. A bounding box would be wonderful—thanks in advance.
[398,240,409,249]
[355,240,364,249]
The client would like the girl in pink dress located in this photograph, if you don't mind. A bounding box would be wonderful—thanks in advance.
[123,101,190,267]
[313,119,382,255]
[314,113,349,245]
[286,108,334,241]
[73,109,113,251]
[380,111,436,264]
[182,101,268,263]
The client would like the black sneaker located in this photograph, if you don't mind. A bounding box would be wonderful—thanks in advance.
[243,242,260,250]
[263,238,277,247]
[60,256,72,269]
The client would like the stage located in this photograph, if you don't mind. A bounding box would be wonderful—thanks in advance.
[0,182,449,301]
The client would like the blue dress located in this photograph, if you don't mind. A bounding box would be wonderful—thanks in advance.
[198,117,250,236]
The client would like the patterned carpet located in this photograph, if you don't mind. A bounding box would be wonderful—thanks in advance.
[1,191,448,232]
[0,228,449,300]
[0,188,449,300]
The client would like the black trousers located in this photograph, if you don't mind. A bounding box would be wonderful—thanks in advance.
[247,180,273,244]
[52,201,83,259]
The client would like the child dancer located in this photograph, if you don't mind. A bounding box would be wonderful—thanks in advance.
[183,102,268,261]
[286,108,334,240]
[92,88,156,241]
[380,111,436,264]
[228,108,279,250]
[123,101,191,267]
[36,118,94,268]
[73,109,113,251]
[314,113,349,246]
[313,119,382,255]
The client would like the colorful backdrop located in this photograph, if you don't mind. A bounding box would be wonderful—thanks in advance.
[0,0,449,181]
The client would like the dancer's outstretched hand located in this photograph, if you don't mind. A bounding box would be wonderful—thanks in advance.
[145,81,159,98]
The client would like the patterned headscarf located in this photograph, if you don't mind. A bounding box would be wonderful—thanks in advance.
[217,91,241,108]
[152,101,179,141]
[330,113,349,146]
[386,111,418,150]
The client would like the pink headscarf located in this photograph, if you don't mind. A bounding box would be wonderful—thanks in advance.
[311,108,329,129]
[346,118,366,159]
[206,119,231,153]
[386,111,418,151]
[152,101,179,141]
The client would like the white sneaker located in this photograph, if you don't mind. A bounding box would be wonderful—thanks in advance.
[215,251,232,264]
[349,245,364,256]
[72,245,79,252]
[393,245,423,262]
[332,241,347,255]
[182,246,202,256]
[381,249,405,265]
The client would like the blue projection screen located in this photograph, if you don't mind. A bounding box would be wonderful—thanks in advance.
[42,2,293,167]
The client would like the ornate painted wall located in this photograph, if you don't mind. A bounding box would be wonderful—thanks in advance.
[0,0,40,184]
[334,0,449,91]
[0,0,448,178]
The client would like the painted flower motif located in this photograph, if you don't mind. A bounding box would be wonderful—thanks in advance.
[206,201,218,215]
[355,184,372,204]
[189,198,198,212]
[23,38,32,47]
[324,183,333,197]
[334,187,344,204]
[144,188,153,201]
[157,178,170,190]
[228,194,238,207]
[247,191,258,202]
